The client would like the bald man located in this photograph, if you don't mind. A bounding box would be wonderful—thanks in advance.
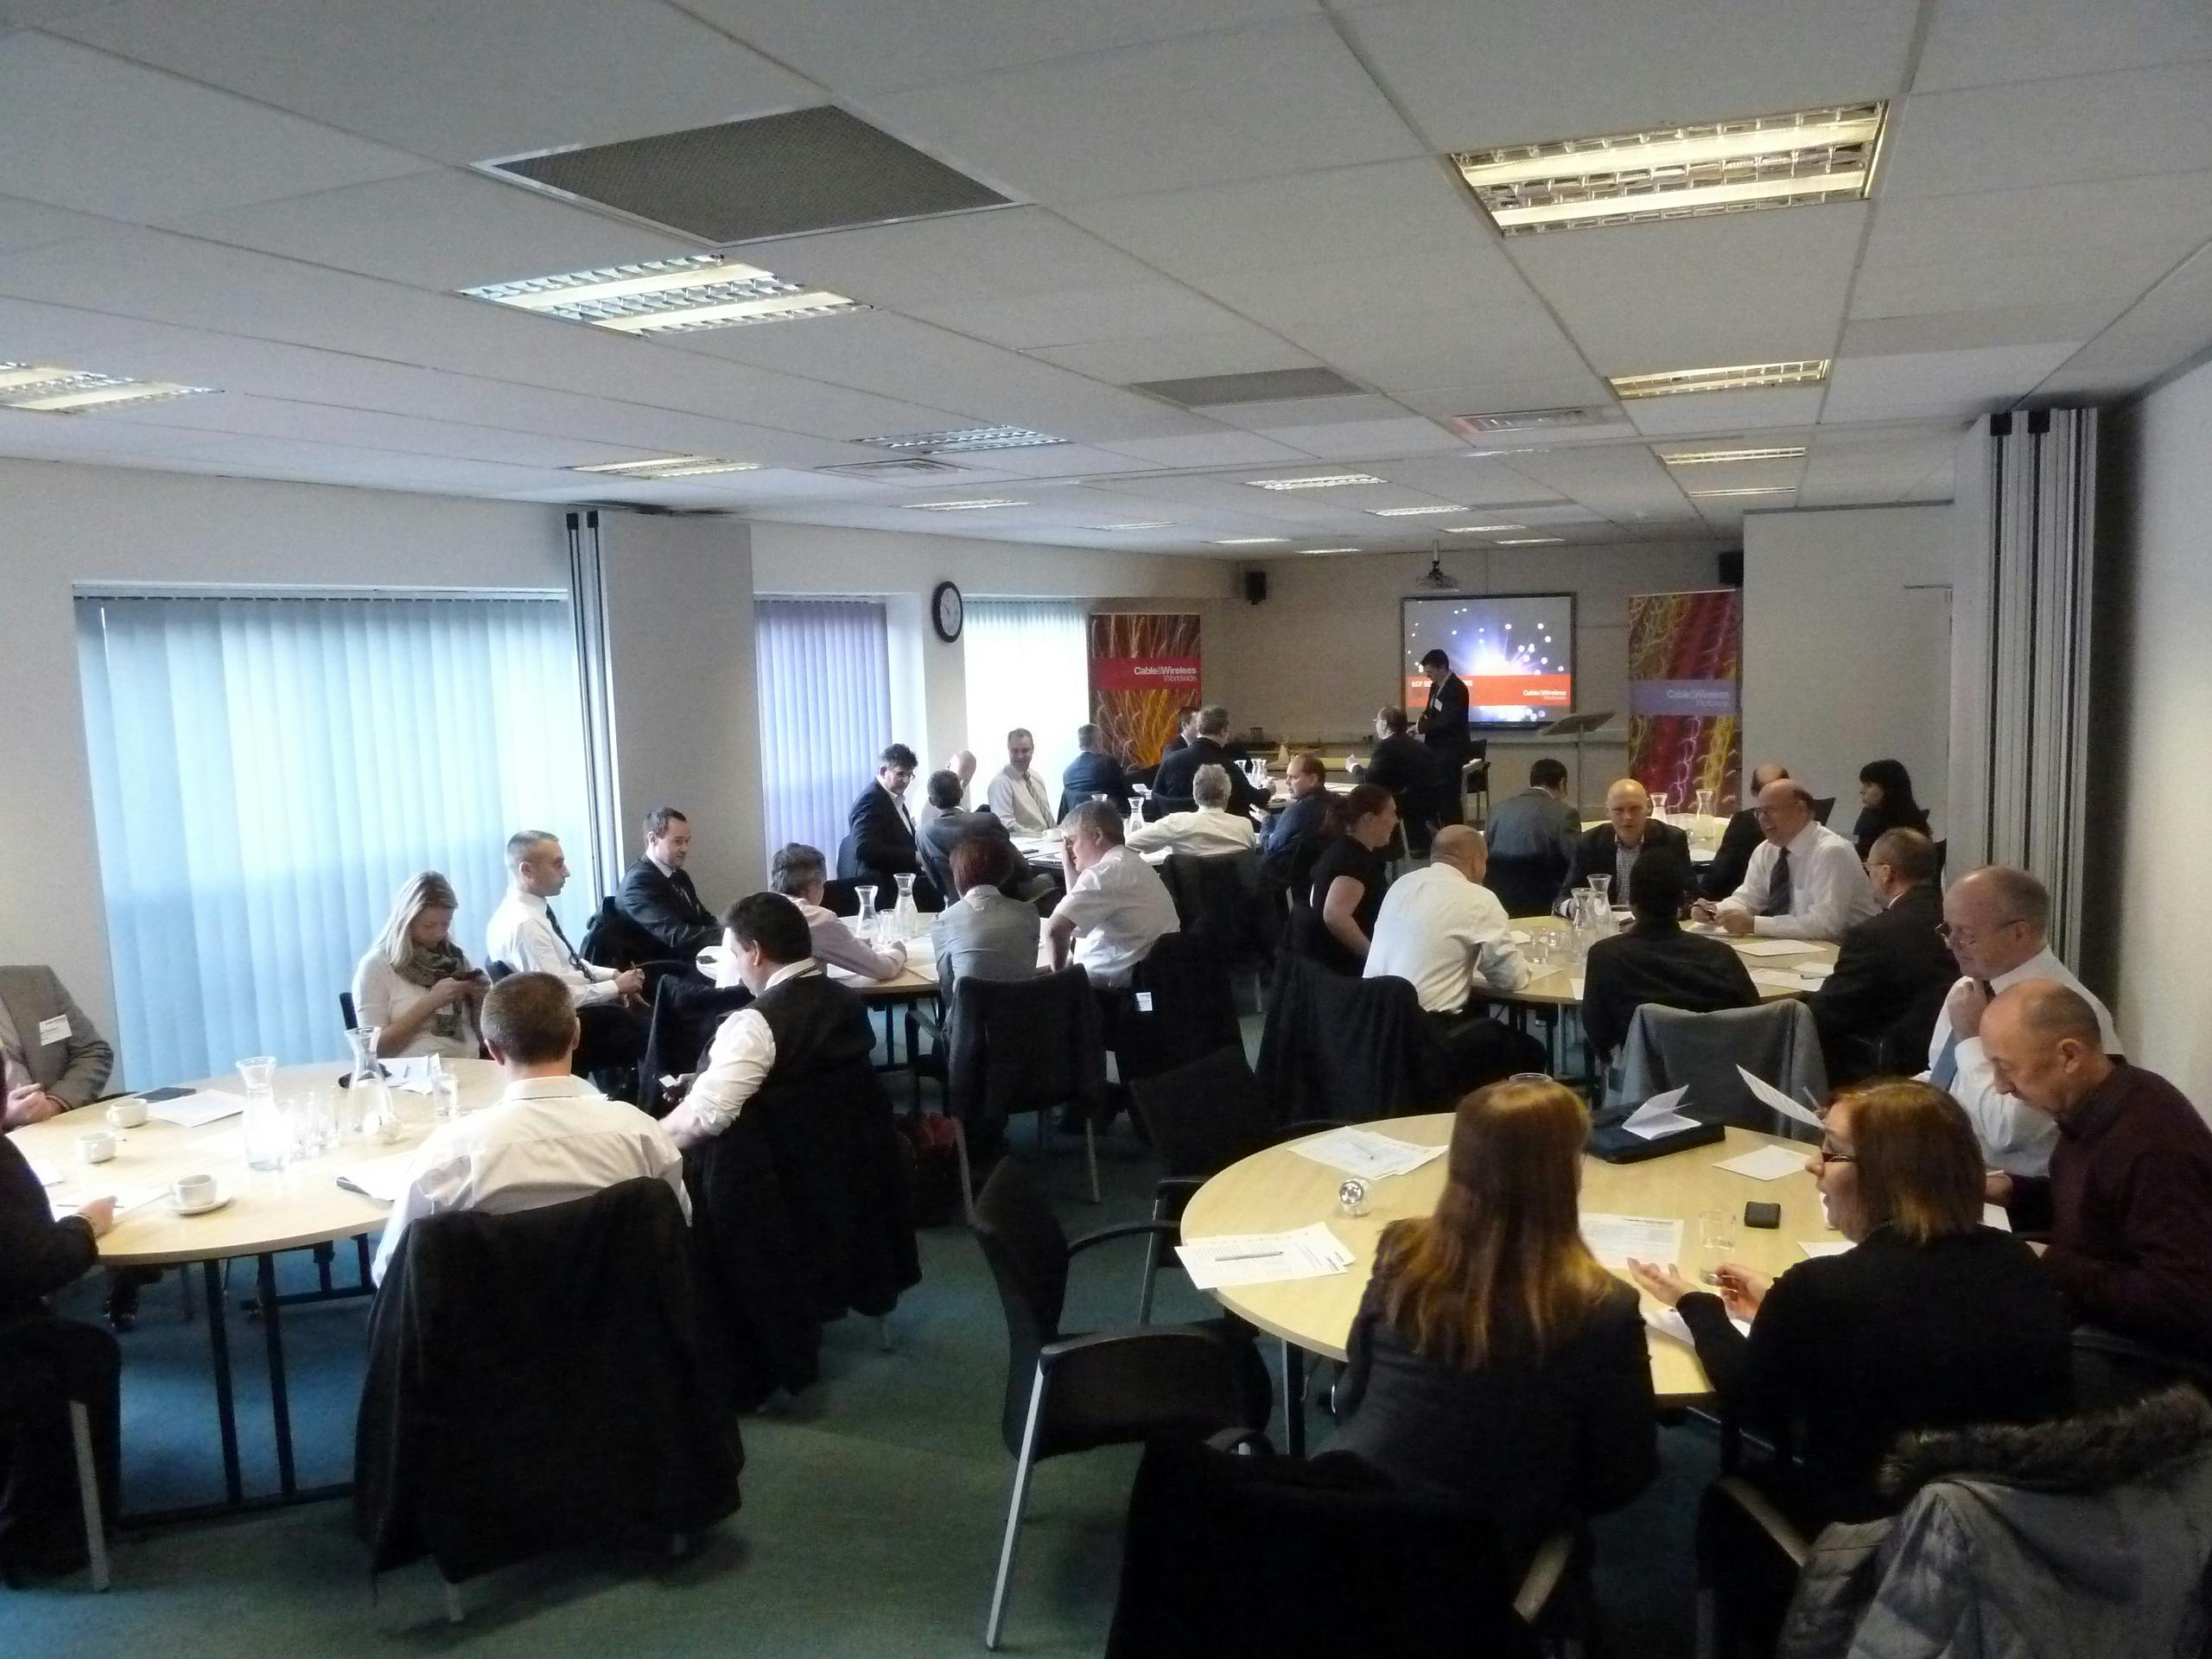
[1982,982,2212,1365]
[1700,761,1791,899]
[1925,866,2119,1176]
[1559,779,1689,908]
[1697,777,1877,943]
[918,749,978,830]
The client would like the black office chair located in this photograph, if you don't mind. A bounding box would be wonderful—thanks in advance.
[945,967,1109,1217]
[1813,795,1836,825]
[485,961,515,983]
[1141,793,1196,823]
[1115,931,1242,1085]
[1486,852,1568,920]
[970,1160,1271,1650]
[0,1323,114,1592]
[1463,739,1491,825]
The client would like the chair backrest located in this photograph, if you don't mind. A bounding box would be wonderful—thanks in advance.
[971,1159,1070,1448]
[949,966,1108,1128]
[1814,794,1837,825]
[1128,1045,1274,1179]
[339,989,359,1033]
[818,878,861,918]
[580,894,662,969]
[1142,794,1197,823]
[835,830,866,882]
[1106,1437,1537,1659]
[1122,933,1243,1084]
[1608,1000,1828,1134]
[485,961,515,983]
[1484,852,1565,920]
[1255,956,1454,1124]
[1160,850,1273,969]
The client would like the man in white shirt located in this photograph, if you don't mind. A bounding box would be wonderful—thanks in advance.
[985,728,1056,836]
[767,842,907,982]
[1049,799,1180,989]
[372,972,686,1283]
[1698,778,1878,942]
[486,830,648,1079]
[661,894,881,1151]
[1126,764,1259,858]
[1924,865,2120,1176]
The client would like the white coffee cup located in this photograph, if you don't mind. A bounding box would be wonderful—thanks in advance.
[171,1173,217,1210]
[77,1130,116,1163]
[106,1098,148,1128]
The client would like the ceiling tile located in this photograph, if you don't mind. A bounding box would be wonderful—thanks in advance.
[1912,0,2212,94]
[1252,415,1464,458]
[0,33,430,223]
[50,0,823,166]
[1094,430,1324,467]
[905,281,1252,348]
[1821,343,2078,423]
[1025,328,1319,383]
[0,191,121,256]
[1624,387,1827,435]
[2031,241,2212,396]
[859,16,1424,204]
[1841,304,2130,356]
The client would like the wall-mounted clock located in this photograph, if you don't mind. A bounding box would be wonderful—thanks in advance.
[931,580,964,642]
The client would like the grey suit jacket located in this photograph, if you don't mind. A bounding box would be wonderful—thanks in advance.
[0,965,116,1107]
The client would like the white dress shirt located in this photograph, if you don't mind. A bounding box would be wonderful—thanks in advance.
[1052,846,1180,989]
[1124,805,1258,858]
[797,899,905,981]
[1922,944,2121,1178]
[1719,821,1880,941]
[1363,863,1531,1014]
[371,1074,686,1281]
[350,950,480,1060]
[486,888,620,1007]
[986,766,1055,836]
[664,960,817,1141]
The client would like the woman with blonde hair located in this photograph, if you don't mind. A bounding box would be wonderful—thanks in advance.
[352,872,488,1058]
[1329,1077,1656,1560]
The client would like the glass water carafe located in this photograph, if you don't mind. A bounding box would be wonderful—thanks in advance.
[345,1026,399,1143]
[856,887,880,943]
[893,873,919,940]
[238,1054,287,1172]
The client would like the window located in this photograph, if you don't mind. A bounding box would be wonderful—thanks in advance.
[963,600,1089,813]
[75,591,593,1085]
[754,598,892,867]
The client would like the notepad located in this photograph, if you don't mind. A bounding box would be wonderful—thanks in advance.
[1715,1144,1809,1182]
[335,1150,418,1205]
[1289,1128,1446,1180]
[1581,1212,1683,1269]
[1620,1085,1698,1141]
[1730,938,1817,957]
[1176,1224,1353,1290]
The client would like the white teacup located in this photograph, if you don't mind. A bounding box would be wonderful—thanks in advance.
[171,1173,217,1210]
[77,1130,117,1164]
[106,1098,148,1129]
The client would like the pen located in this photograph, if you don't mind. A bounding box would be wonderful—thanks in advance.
[1216,1251,1283,1262]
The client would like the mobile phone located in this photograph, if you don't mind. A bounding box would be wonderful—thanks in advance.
[138,1085,194,1103]
[1745,1201,1781,1230]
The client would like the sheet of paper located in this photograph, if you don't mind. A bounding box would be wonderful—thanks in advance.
[1503,930,1532,945]
[1569,976,1586,1001]
[1982,1203,2012,1233]
[1749,967,1816,991]
[1581,1212,1684,1269]
[48,1181,167,1219]
[1726,938,1813,957]
[1736,1065,1824,1129]
[1176,1224,1353,1290]
[1799,1239,1853,1258]
[1714,1144,1809,1182]
[1644,1304,1752,1346]
[335,1150,418,1205]
[1796,963,1835,981]
[147,1090,249,1128]
[1288,1127,1447,1179]
[1621,1084,1699,1141]
[25,1159,66,1187]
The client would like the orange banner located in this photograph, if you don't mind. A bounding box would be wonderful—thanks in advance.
[1090,613,1200,766]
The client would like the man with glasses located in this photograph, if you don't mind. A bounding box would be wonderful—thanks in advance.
[1695,776,1877,942]
[1811,828,1957,1082]
[1923,866,2118,1176]
[1559,778,1688,907]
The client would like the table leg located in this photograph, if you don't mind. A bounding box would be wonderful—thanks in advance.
[356,1234,373,1287]
[256,1254,298,1497]
[1280,1339,1306,1457]
[202,1259,243,1509]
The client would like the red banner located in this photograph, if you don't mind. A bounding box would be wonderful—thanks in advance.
[1089,613,1200,766]
[1092,656,1201,692]
[1404,672,1573,709]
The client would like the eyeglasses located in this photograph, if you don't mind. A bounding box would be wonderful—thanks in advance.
[1815,1143,1856,1166]
[1936,917,2024,945]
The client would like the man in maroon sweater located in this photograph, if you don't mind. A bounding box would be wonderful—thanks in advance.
[1981,981,2212,1364]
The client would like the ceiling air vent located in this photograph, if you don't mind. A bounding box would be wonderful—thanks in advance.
[480,106,1010,245]
[1450,406,1620,436]
[813,457,970,480]
[1128,367,1364,409]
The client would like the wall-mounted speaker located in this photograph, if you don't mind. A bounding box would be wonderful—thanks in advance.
[1718,550,1744,587]
[1243,569,1268,605]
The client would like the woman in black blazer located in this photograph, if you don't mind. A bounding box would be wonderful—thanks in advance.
[1328,1077,1657,1565]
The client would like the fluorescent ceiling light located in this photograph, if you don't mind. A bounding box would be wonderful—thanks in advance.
[1688,486,1796,499]
[860,426,1065,453]
[1661,446,1808,465]
[569,454,760,480]
[1444,524,1527,534]
[1244,473,1387,491]
[1212,537,1289,546]
[460,254,863,334]
[1453,103,1885,236]
[0,362,218,412]
[1369,505,1468,518]
[1610,360,1829,399]
[1496,537,1566,544]
[906,499,1028,511]
[1300,547,1360,555]
[1087,521,1175,531]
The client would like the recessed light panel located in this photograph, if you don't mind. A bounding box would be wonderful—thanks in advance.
[1496,536,1567,544]
[460,254,863,335]
[859,426,1066,454]
[1610,360,1829,399]
[1370,505,1468,518]
[906,499,1028,512]
[1300,547,1360,555]
[1661,446,1808,465]
[0,362,218,412]
[1455,103,1885,236]
[1087,521,1175,531]
[1244,473,1387,491]
[1688,486,1796,499]
[1444,524,1527,534]
[1212,537,1289,546]
[569,455,760,480]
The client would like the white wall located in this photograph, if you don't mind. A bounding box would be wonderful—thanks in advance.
[1743,505,1955,829]
[598,512,763,901]
[2096,354,2212,1108]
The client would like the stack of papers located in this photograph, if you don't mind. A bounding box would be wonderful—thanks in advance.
[1730,938,1816,957]
[1619,1085,1699,1141]
[1176,1224,1353,1290]
[1582,1212,1684,1269]
[1715,1144,1810,1181]
[1288,1127,1446,1180]
[147,1090,250,1128]
[380,1056,437,1094]
[1749,967,1816,991]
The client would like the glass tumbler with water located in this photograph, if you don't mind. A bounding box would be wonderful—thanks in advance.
[429,1054,462,1122]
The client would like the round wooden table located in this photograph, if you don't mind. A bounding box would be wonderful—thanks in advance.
[1497,915,1838,1009]
[1180,1114,1832,1446]
[16,1058,499,1520]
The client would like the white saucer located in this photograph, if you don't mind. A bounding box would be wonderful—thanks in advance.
[167,1190,230,1217]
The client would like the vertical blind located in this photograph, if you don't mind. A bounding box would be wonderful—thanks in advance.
[75,592,593,1086]
[963,600,1089,810]
[754,598,892,866]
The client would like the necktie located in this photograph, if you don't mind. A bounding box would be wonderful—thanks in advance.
[1929,980,1994,1090]
[1766,848,1793,917]
[543,906,587,971]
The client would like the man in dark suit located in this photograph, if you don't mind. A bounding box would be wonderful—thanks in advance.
[1154,705,1264,815]
[1699,760,1791,899]
[1262,753,1334,882]
[917,770,1018,896]
[1560,779,1690,907]
[1581,850,1759,1061]
[845,742,938,906]
[1359,706,1435,847]
[1812,827,1957,1083]
[1060,722,1132,817]
[616,806,721,958]
[1157,706,1199,761]
[1414,649,1471,829]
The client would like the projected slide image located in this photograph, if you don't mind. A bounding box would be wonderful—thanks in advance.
[1402,593,1576,726]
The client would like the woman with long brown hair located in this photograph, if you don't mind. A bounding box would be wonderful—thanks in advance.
[1329,1077,1656,1559]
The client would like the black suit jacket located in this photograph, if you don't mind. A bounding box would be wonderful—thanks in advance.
[1155,737,1263,815]
[1559,818,1691,906]
[1699,808,1763,899]
[1580,919,1761,1060]
[917,805,1014,899]
[1811,884,1958,1080]
[1416,671,1471,763]
[1061,750,1133,817]
[848,781,923,878]
[616,857,720,958]
[0,1132,99,1324]
[1362,734,1434,798]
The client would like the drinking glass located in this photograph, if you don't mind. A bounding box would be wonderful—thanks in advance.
[1699,1209,1738,1277]
[1695,787,1716,823]
[1650,791,1670,822]
[429,1057,462,1122]
[1587,872,1611,907]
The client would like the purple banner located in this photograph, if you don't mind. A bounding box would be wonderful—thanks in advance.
[1630,678,1740,717]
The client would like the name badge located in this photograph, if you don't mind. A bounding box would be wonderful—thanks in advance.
[37,1014,71,1046]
